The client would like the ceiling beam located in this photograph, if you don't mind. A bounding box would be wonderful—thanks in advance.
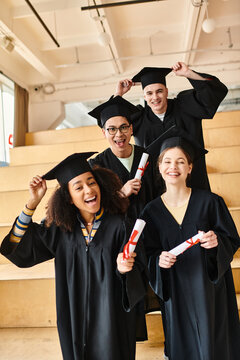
[12,0,80,19]
[0,1,57,81]
[0,20,58,81]
[81,0,166,11]
[100,7,124,73]
[182,1,207,65]
[182,1,201,65]
[90,2,124,74]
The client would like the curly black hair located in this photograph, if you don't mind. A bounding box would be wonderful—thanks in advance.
[45,166,129,232]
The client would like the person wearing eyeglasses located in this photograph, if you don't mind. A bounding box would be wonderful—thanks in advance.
[88,96,158,223]
[88,96,160,343]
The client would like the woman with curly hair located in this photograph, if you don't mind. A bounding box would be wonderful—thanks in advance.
[1,152,147,360]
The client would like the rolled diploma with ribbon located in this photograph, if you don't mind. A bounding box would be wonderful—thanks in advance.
[169,232,204,256]
[134,153,149,180]
[123,219,146,260]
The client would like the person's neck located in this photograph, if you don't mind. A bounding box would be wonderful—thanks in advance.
[154,111,165,116]
[112,143,133,158]
[162,184,191,207]
[81,213,95,226]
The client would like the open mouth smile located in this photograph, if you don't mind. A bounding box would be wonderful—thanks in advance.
[114,139,126,147]
[85,196,97,204]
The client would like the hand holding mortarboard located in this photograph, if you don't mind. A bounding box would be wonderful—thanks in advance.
[26,152,97,210]
[115,78,135,97]
[27,175,47,210]
[171,61,191,77]
[172,61,208,81]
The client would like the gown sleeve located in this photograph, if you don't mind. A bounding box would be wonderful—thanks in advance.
[205,194,240,282]
[177,72,228,119]
[131,104,145,135]
[140,206,169,301]
[1,219,57,267]
[117,219,148,312]
[88,155,101,168]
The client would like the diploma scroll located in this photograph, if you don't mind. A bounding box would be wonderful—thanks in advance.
[169,232,204,256]
[123,219,146,260]
[134,153,149,180]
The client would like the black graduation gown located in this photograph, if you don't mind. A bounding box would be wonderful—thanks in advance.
[1,213,147,360]
[89,145,158,221]
[132,73,228,191]
[141,188,240,360]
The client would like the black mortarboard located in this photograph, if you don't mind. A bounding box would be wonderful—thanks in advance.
[132,67,172,89]
[42,152,97,184]
[88,95,139,128]
[146,125,208,161]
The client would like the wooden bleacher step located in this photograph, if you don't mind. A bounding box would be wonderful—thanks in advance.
[203,126,240,148]
[0,261,54,281]
[0,189,55,224]
[229,208,240,233]
[206,146,240,174]
[25,126,104,146]
[9,140,108,166]
[0,164,58,192]
[202,110,240,129]
[208,173,240,207]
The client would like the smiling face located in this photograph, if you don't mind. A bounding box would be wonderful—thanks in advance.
[143,83,168,114]
[68,172,101,222]
[102,116,133,157]
[159,147,192,187]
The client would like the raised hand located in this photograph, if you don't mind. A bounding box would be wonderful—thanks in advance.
[172,62,190,77]
[172,61,206,80]
[27,175,47,209]
[115,79,134,96]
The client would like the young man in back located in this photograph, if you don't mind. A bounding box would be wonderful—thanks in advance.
[115,61,228,190]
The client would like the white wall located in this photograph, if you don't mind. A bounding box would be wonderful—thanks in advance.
[29,100,65,132]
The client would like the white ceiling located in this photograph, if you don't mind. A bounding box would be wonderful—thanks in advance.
[0,0,240,103]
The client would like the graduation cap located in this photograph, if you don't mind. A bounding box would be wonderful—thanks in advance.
[146,125,208,162]
[132,67,172,89]
[88,95,139,128]
[42,152,97,184]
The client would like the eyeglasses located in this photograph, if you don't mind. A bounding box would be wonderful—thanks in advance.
[106,125,131,135]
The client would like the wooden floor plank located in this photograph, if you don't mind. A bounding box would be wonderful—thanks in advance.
[0,327,165,360]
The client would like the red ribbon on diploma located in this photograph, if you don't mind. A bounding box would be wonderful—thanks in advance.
[186,236,201,250]
[137,161,149,177]
[123,229,139,260]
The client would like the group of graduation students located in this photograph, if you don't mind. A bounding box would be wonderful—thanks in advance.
[1,61,240,360]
